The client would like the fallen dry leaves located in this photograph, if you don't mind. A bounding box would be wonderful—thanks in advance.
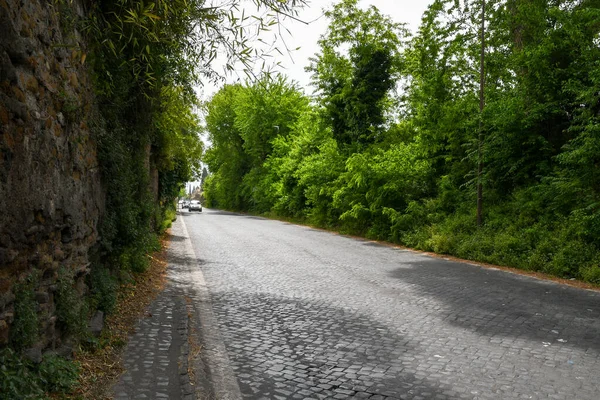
[184,295,203,386]
[68,232,171,400]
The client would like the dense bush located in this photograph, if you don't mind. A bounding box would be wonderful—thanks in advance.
[83,0,307,312]
[0,349,79,400]
[89,264,118,314]
[9,275,40,352]
[55,268,89,338]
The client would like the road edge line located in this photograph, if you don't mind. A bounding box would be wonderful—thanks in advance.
[177,215,243,400]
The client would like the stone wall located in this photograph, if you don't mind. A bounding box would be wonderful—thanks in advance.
[0,0,104,352]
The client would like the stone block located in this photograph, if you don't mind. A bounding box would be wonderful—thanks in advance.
[53,246,65,260]
[55,339,74,359]
[0,312,14,324]
[0,91,26,119]
[0,290,15,310]
[89,310,103,337]
[0,319,8,344]
[35,291,48,303]
[0,50,17,83]
[45,315,56,338]
[0,247,17,263]
[24,345,42,364]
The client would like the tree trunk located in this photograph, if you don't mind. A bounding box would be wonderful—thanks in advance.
[476,0,485,227]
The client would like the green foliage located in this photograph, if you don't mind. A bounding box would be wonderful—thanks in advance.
[55,267,89,338]
[37,354,80,394]
[203,0,600,284]
[333,143,432,236]
[86,0,308,96]
[10,275,40,352]
[89,264,118,314]
[0,348,80,399]
[203,84,248,210]
[0,348,45,400]
[204,76,310,213]
[159,202,177,233]
[57,90,81,123]
[117,233,160,274]
[307,0,406,151]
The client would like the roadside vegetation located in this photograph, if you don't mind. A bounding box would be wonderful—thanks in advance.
[204,0,600,284]
[2,1,308,398]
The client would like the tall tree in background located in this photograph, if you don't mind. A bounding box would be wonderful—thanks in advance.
[477,0,486,226]
[235,76,310,212]
[307,0,406,151]
[204,76,309,212]
[404,0,491,214]
[203,84,250,210]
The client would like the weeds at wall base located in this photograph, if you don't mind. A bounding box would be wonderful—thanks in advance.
[55,267,89,339]
[0,348,80,400]
[9,273,41,352]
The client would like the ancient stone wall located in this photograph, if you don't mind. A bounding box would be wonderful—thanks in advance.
[0,0,104,352]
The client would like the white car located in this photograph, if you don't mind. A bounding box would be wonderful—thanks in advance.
[189,200,202,212]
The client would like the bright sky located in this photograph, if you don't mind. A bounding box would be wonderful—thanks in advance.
[196,0,434,100]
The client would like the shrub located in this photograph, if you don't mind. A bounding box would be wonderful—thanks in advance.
[55,268,88,338]
[581,264,600,284]
[37,354,80,393]
[89,265,118,314]
[0,349,80,399]
[9,275,40,351]
[0,348,45,399]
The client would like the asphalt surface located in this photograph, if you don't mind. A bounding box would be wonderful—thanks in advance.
[176,208,600,400]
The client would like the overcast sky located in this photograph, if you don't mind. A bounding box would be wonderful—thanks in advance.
[197,0,434,100]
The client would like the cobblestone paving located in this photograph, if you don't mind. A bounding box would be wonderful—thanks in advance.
[111,247,196,400]
[182,209,600,400]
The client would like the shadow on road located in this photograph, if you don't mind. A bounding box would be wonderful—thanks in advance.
[167,252,201,266]
[183,209,269,221]
[387,259,600,352]
[209,290,450,399]
[169,234,187,242]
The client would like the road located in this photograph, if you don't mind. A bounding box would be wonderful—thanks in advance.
[176,208,600,400]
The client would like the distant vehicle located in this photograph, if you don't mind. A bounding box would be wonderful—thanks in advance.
[189,200,202,212]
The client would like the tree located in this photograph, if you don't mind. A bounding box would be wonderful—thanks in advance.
[477,0,486,226]
[204,76,310,212]
[235,75,309,167]
[87,0,309,96]
[203,84,250,210]
[307,0,406,151]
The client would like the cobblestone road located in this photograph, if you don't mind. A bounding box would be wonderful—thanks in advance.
[181,209,600,400]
